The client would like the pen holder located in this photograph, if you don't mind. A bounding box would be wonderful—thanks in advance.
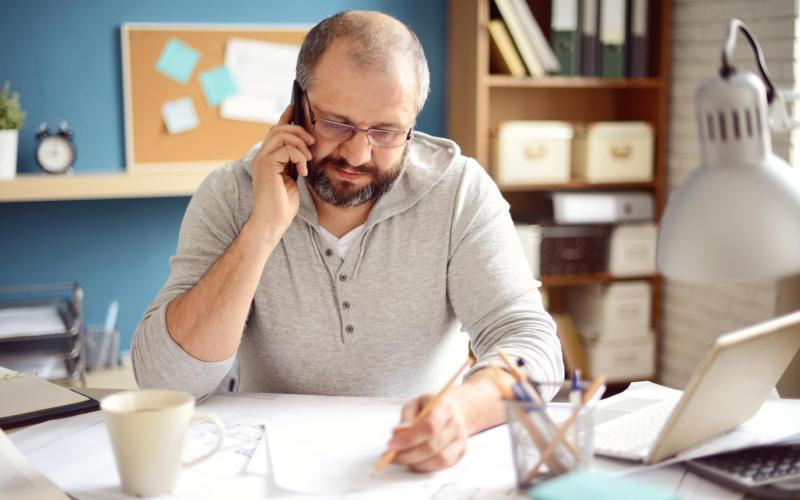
[85,326,121,371]
[505,396,594,488]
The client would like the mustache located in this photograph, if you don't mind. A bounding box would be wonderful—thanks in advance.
[318,156,375,175]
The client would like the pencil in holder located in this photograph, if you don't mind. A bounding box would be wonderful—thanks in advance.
[504,392,594,488]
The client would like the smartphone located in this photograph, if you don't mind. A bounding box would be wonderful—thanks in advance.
[287,79,305,181]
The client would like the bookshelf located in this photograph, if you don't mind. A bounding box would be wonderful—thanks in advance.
[447,0,671,384]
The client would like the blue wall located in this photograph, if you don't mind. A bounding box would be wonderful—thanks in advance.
[0,0,447,351]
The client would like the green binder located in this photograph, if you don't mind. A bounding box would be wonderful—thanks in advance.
[599,0,627,78]
[550,0,581,76]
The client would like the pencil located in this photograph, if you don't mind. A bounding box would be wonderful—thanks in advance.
[488,364,515,400]
[496,348,542,403]
[372,358,471,475]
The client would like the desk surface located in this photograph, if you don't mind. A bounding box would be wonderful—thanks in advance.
[6,389,775,500]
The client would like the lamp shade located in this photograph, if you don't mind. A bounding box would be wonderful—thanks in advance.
[657,71,800,282]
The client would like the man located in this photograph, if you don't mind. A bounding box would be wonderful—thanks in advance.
[133,11,563,472]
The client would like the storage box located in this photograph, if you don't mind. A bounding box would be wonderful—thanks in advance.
[572,122,654,182]
[515,224,542,278]
[566,281,652,340]
[539,225,609,276]
[609,223,657,276]
[552,191,654,224]
[495,121,573,185]
[581,332,655,382]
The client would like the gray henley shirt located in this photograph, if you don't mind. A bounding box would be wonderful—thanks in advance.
[132,132,564,400]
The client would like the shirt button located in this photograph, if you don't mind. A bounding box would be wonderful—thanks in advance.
[342,301,350,310]
[345,324,354,334]
[325,249,334,257]
[339,273,347,282]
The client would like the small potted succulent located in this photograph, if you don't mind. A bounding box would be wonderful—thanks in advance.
[0,82,26,180]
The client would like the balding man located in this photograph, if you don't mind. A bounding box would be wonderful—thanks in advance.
[133,11,563,472]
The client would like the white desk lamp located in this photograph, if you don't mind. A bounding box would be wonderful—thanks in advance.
[657,19,800,282]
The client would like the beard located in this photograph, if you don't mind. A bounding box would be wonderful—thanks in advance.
[306,145,408,208]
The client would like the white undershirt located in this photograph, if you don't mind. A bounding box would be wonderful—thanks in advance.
[318,224,366,259]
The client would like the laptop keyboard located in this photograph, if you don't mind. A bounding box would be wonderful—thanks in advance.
[593,400,676,460]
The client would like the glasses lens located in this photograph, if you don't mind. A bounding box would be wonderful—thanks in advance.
[368,129,407,148]
[315,119,355,141]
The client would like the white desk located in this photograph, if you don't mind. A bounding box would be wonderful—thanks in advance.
[5,391,769,500]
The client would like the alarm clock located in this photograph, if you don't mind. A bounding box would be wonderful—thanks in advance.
[35,121,76,174]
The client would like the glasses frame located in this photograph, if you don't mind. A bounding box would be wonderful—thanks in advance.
[302,89,413,149]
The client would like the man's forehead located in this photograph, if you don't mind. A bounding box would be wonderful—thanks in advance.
[307,40,418,127]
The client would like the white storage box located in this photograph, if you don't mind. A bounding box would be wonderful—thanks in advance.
[609,223,658,277]
[572,122,654,182]
[581,332,655,382]
[566,281,651,340]
[495,121,573,185]
[515,224,542,278]
[551,191,654,224]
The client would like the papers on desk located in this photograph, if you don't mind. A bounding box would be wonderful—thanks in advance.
[266,396,461,493]
[13,386,798,499]
[0,427,69,500]
[677,397,800,461]
[11,396,269,500]
[10,393,522,499]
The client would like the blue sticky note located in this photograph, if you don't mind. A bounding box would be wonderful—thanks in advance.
[199,65,238,107]
[529,470,679,500]
[155,38,200,85]
[161,97,198,134]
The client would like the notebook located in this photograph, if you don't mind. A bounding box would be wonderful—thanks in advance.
[0,367,99,429]
[592,310,800,464]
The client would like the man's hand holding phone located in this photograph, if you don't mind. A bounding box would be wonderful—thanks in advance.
[248,103,315,243]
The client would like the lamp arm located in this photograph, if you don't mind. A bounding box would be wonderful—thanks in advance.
[720,18,777,104]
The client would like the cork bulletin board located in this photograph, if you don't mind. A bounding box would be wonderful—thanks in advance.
[121,24,308,170]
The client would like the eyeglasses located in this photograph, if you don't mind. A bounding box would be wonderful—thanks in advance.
[303,91,412,148]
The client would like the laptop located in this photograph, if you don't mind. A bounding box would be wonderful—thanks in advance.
[592,310,800,465]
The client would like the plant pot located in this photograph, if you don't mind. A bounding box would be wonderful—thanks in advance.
[0,129,19,180]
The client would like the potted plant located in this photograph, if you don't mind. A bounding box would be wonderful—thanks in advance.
[0,82,25,180]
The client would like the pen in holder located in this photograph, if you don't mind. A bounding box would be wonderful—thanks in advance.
[505,378,604,488]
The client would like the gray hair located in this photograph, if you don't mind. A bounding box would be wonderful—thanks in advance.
[295,11,430,113]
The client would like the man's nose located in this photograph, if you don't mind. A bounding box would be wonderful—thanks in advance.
[338,130,372,168]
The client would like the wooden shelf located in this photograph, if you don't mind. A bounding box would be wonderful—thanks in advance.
[500,180,657,192]
[0,167,217,202]
[449,0,670,380]
[487,75,663,89]
[540,274,657,288]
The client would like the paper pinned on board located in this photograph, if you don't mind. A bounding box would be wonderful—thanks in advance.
[161,97,199,134]
[220,38,300,124]
[155,37,201,85]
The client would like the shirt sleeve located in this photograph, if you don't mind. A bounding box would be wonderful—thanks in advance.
[131,165,242,400]
[447,159,564,401]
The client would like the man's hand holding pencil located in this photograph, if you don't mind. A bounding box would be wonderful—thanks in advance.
[385,391,470,472]
[373,359,471,474]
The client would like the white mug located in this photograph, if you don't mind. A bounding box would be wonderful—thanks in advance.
[101,390,225,497]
